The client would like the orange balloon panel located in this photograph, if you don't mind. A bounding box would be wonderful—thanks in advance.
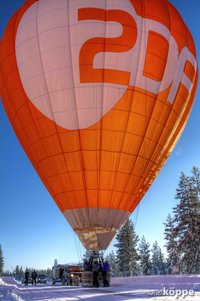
[0,0,198,250]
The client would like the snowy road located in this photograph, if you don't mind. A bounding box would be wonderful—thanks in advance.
[1,275,200,301]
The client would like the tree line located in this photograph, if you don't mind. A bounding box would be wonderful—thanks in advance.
[106,219,167,276]
[164,166,200,274]
[106,166,200,276]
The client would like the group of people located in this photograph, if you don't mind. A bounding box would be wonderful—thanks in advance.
[24,257,110,288]
[84,258,110,287]
[24,269,37,286]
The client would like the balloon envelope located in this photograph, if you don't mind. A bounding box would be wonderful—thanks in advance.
[0,0,198,250]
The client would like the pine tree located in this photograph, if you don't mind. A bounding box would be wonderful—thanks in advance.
[164,214,179,274]
[173,171,200,274]
[190,167,200,273]
[158,247,167,275]
[115,219,139,276]
[191,166,200,197]
[151,241,166,275]
[165,169,200,274]
[151,241,160,275]
[0,244,4,275]
[15,265,20,275]
[138,236,151,275]
[106,251,119,277]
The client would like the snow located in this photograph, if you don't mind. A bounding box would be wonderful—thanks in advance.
[0,275,200,300]
[10,291,25,301]
[0,278,6,286]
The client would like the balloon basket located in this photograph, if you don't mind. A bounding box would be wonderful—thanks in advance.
[81,271,110,287]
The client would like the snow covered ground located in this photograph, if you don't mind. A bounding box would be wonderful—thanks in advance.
[0,275,200,301]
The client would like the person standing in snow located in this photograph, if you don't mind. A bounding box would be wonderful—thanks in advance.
[102,260,110,287]
[92,261,99,287]
[25,269,29,286]
[31,270,37,285]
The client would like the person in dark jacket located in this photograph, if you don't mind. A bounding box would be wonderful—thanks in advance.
[25,269,29,286]
[92,261,99,287]
[31,270,37,285]
[102,261,110,287]
[83,260,91,271]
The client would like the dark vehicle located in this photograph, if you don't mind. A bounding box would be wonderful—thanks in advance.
[37,274,47,284]
[52,264,82,286]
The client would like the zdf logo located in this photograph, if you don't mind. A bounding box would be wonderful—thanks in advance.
[15,0,198,129]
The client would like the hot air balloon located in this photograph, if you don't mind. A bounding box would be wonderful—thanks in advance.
[0,0,198,251]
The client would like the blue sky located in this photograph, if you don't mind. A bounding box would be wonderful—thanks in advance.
[0,1,200,272]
